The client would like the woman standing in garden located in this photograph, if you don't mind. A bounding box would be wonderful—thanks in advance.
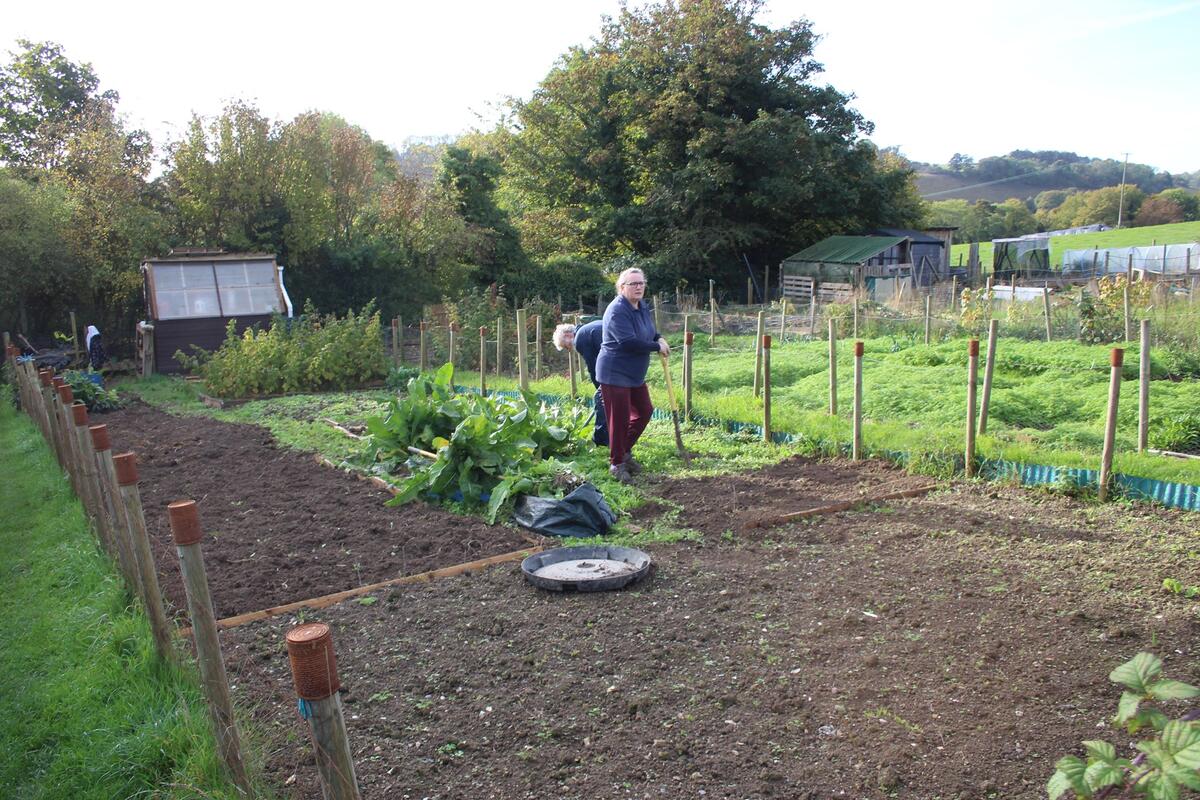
[596,267,669,483]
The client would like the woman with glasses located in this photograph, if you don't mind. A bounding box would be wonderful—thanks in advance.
[596,267,669,483]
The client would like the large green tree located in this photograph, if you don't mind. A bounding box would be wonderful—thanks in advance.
[502,0,922,287]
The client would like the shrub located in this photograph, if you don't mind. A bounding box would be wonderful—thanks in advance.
[62,371,123,413]
[177,302,388,397]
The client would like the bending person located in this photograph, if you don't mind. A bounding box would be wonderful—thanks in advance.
[595,268,668,483]
[552,319,608,446]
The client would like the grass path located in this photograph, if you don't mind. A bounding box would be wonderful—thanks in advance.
[0,395,261,800]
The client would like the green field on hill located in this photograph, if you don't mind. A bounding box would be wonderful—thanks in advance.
[950,220,1200,272]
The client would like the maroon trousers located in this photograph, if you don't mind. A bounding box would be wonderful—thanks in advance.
[600,383,653,466]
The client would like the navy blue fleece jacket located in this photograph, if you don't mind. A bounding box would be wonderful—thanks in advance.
[595,295,661,387]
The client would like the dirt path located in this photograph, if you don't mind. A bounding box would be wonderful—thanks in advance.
[215,459,1200,799]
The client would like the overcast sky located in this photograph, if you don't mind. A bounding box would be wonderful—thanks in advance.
[7,0,1199,175]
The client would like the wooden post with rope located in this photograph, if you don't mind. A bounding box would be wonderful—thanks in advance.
[286,623,361,800]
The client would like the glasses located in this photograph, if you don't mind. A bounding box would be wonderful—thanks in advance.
[623,281,646,287]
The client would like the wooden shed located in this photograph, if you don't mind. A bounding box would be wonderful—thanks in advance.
[779,235,912,304]
[139,249,293,374]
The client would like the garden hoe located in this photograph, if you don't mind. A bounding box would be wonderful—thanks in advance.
[659,352,691,465]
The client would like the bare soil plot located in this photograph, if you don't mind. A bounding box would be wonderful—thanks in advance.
[217,462,1200,799]
[101,402,536,619]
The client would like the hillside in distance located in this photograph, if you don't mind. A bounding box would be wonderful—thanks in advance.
[914,150,1199,203]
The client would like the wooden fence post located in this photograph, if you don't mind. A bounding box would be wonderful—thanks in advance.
[112,453,174,662]
[747,277,753,306]
[495,316,503,376]
[985,277,993,322]
[753,310,765,398]
[69,399,118,560]
[978,319,999,435]
[778,299,787,340]
[654,295,662,333]
[923,295,932,345]
[391,317,399,360]
[1138,320,1150,453]
[965,339,979,478]
[568,327,577,400]
[828,318,838,415]
[70,310,80,363]
[852,297,859,339]
[808,294,817,336]
[683,331,693,420]
[479,326,487,396]
[1099,349,1124,502]
[763,263,770,306]
[38,371,66,467]
[447,322,457,371]
[951,275,958,312]
[1042,287,1052,342]
[90,424,144,600]
[167,501,252,794]
[709,280,716,346]
[418,321,427,371]
[395,315,403,363]
[516,308,529,392]
[852,341,863,460]
[762,335,772,443]
[534,314,542,380]
[1123,282,1132,341]
[286,623,361,800]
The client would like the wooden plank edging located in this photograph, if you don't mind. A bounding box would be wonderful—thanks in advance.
[745,483,941,531]
[180,545,543,635]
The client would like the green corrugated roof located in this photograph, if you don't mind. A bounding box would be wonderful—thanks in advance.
[783,235,908,265]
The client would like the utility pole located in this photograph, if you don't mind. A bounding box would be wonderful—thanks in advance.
[1116,152,1130,229]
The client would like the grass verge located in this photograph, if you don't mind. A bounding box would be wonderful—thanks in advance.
[0,397,264,799]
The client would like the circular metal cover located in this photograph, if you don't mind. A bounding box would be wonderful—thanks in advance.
[522,545,652,592]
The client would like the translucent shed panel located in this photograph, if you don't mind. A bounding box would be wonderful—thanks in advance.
[214,261,276,287]
[152,263,216,290]
[155,288,221,319]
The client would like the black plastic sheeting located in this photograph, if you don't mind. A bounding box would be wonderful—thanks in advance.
[513,483,617,538]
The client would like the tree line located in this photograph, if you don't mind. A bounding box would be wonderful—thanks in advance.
[0,0,933,349]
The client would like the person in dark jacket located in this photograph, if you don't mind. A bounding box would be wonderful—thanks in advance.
[553,319,607,446]
[85,325,107,371]
[596,268,668,483]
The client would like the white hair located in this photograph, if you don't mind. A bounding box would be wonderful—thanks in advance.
[552,323,577,351]
[616,267,645,289]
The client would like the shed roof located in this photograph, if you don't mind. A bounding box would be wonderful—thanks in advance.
[783,235,908,265]
[872,228,944,245]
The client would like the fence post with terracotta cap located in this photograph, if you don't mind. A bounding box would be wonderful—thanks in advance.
[479,326,488,396]
[72,403,116,559]
[38,370,65,465]
[168,500,251,794]
[30,367,53,443]
[1099,348,1124,502]
[978,319,999,435]
[852,341,864,460]
[286,622,361,800]
[53,381,81,489]
[683,331,694,420]
[762,335,772,443]
[965,339,979,478]
[90,424,142,598]
[113,452,173,662]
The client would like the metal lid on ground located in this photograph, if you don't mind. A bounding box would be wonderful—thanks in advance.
[522,545,652,592]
